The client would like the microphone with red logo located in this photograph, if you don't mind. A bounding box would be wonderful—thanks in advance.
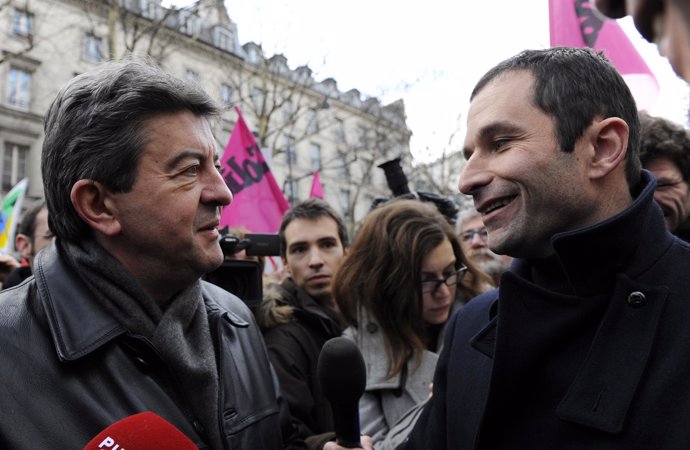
[317,336,367,448]
[83,412,197,450]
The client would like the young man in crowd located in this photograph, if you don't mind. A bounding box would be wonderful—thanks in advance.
[402,47,690,448]
[256,198,349,450]
[639,111,690,242]
[0,58,305,449]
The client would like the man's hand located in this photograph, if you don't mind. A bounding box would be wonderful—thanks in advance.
[323,435,373,450]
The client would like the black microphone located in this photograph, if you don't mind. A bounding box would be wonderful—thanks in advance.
[317,336,367,448]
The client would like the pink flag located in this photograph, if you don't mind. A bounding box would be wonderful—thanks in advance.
[549,0,659,110]
[309,171,324,199]
[219,107,290,233]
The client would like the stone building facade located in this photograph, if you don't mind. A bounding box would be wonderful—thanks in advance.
[0,0,412,233]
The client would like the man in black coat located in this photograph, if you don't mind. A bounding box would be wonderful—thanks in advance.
[402,47,690,449]
[0,59,305,450]
[257,198,349,450]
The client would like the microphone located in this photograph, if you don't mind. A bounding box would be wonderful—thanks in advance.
[83,412,197,449]
[317,336,367,448]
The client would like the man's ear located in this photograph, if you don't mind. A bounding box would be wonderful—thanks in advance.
[15,233,31,259]
[70,179,122,236]
[587,117,629,181]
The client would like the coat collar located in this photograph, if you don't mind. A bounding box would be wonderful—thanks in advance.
[472,171,674,434]
[34,243,248,362]
[511,170,672,297]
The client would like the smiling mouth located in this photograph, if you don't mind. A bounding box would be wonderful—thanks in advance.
[480,196,515,215]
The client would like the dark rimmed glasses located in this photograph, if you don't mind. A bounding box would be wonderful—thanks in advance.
[421,266,468,295]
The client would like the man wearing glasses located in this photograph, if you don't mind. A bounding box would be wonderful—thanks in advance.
[458,210,512,285]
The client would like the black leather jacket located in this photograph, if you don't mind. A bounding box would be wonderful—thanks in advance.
[0,244,304,449]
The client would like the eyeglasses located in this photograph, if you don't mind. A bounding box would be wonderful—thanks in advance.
[460,228,488,243]
[421,267,468,295]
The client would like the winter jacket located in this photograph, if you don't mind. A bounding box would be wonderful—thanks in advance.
[0,244,304,450]
[257,278,344,448]
[403,170,690,449]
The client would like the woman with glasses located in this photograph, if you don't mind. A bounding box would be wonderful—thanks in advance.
[332,199,491,449]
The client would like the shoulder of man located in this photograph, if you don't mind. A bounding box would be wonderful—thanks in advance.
[201,280,254,327]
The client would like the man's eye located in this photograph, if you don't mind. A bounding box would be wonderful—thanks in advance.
[492,139,510,151]
[184,165,200,176]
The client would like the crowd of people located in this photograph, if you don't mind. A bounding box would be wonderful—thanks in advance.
[1,6,690,447]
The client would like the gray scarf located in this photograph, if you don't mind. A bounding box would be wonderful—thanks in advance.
[60,238,224,449]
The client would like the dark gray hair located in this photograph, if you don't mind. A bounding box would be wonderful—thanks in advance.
[42,57,219,243]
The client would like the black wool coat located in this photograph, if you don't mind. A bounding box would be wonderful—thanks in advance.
[403,171,690,449]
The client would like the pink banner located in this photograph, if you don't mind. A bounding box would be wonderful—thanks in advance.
[309,171,324,199]
[219,107,290,233]
[549,0,659,110]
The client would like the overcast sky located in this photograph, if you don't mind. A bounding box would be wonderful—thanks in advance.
[168,0,690,163]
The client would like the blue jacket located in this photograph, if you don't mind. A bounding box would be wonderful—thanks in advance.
[0,243,304,449]
[402,171,690,449]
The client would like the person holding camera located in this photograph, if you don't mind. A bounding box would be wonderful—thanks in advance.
[256,198,350,449]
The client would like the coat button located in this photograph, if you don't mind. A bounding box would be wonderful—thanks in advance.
[627,291,647,308]
[366,322,378,333]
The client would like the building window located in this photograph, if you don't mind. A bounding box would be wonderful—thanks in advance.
[220,83,233,108]
[12,9,33,38]
[140,0,157,18]
[186,69,199,84]
[285,135,297,165]
[339,188,351,218]
[285,179,299,205]
[215,28,235,52]
[2,143,28,192]
[357,125,369,144]
[84,34,104,63]
[309,143,321,172]
[334,118,345,141]
[179,10,201,35]
[338,153,350,177]
[282,100,294,122]
[306,109,319,134]
[6,68,31,110]
[252,87,264,112]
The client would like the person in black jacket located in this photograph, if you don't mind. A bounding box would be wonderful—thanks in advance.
[0,58,305,450]
[403,47,690,449]
[257,198,349,450]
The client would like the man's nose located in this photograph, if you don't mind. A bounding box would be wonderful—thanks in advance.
[470,233,487,248]
[308,248,325,267]
[205,166,233,206]
[458,153,491,195]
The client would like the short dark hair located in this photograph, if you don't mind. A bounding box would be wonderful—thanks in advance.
[17,201,47,238]
[42,57,219,243]
[638,111,690,182]
[278,199,349,259]
[471,47,641,190]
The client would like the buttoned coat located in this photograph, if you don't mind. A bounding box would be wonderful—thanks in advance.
[402,171,690,449]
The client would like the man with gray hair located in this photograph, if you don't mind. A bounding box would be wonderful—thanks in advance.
[457,209,512,286]
[0,58,305,449]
